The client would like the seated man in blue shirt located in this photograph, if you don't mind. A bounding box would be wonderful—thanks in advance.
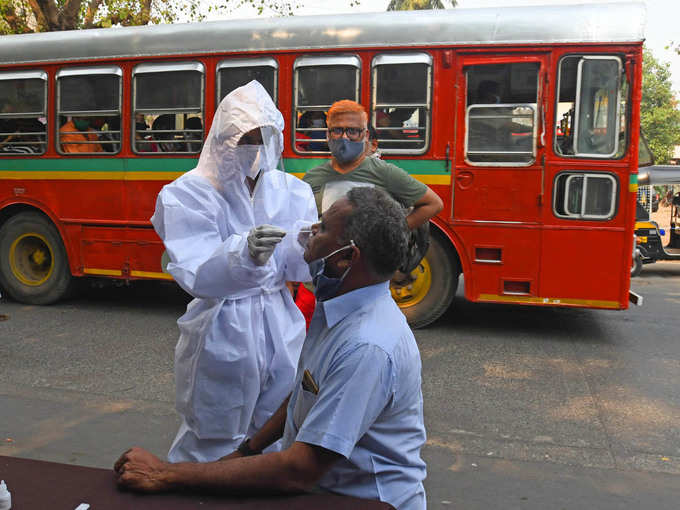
[114,186,427,510]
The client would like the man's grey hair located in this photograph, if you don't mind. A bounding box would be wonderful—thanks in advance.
[341,187,410,278]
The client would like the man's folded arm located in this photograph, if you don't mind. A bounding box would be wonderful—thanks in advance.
[165,441,341,494]
[115,395,342,494]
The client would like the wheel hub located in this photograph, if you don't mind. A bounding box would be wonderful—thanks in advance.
[10,233,54,286]
[391,256,432,308]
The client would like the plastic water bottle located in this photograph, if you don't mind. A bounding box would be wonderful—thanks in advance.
[0,480,11,510]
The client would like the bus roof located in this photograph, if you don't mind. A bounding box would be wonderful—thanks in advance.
[1,2,646,65]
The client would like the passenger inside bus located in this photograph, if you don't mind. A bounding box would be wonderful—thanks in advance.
[135,120,158,152]
[184,116,203,153]
[0,101,18,150]
[99,116,121,153]
[296,110,327,151]
[59,117,104,153]
[152,114,178,152]
[0,100,46,154]
[375,110,403,145]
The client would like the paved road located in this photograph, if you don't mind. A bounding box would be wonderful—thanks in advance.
[1,263,679,509]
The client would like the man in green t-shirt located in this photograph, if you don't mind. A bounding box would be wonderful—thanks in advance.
[302,100,443,230]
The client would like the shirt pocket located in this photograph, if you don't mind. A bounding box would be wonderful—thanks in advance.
[293,388,318,429]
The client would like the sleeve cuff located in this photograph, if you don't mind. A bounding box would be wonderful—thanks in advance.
[295,428,355,459]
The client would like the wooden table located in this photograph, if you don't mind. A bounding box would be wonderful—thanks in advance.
[0,455,394,509]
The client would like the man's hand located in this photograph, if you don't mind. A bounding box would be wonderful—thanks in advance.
[247,224,286,265]
[114,447,171,493]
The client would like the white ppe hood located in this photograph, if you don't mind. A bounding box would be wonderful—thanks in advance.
[194,80,284,188]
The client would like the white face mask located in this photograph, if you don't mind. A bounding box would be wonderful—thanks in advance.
[235,145,262,179]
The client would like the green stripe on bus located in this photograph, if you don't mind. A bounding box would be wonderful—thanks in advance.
[630,174,638,185]
[282,157,448,174]
[0,158,128,171]
[1,157,448,175]
[0,158,197,172]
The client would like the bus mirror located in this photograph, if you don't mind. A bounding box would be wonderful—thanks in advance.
[639,132,654,167]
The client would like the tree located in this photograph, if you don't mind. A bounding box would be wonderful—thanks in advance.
[387,0,456,10]
[0,0,304,34]
[641,47,680,165]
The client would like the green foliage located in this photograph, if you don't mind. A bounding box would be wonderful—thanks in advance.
[641,47,680,165]
[387,0,456,10]
[0,0,33,34]
[0,0,313,34]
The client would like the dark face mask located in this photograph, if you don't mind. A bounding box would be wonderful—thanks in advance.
[307,241,355,301]
[328,138,365,165]
[73,118,91,131]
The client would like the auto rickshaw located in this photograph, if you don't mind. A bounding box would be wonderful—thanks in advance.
[632,166,680,276]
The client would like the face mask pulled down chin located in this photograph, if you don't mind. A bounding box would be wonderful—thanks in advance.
[328,138,364,165]
[307,241,355,301]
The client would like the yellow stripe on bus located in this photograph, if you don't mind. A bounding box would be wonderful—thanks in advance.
[629,183,638,193]
[130,270,174,280]
[478,293,620,308]
[1,170,450,185]
[83,268,122,276]
[83,268,174,280]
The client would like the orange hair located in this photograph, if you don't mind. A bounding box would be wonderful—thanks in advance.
[327,100,368,126]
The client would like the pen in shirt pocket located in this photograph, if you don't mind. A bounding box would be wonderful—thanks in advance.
[302,369,319,394]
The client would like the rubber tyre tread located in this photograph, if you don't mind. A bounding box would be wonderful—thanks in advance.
[398,231,458,329]
[0,212,74,304]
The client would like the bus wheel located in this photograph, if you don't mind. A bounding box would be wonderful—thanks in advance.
[0,212,74,304]
[391,233,458,329]
[631,251,643,277]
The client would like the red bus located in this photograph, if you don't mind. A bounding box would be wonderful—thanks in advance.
[0,2,645,327]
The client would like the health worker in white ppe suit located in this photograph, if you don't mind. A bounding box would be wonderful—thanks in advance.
[151,80,317,463]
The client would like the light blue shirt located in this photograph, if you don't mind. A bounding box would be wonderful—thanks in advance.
[282,281,427,510]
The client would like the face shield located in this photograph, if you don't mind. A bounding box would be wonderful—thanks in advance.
[232,125,282,179]
[194,80,285,188]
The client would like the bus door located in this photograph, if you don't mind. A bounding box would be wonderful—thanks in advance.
[453,55,548,302]
[542,54,631,307]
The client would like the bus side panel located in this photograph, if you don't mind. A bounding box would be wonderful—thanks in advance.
[125,226,168,279]
[79,226,129,277]
[539,227,626,308]
[454,224,541,301]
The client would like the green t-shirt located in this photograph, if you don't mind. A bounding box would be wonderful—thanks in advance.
[302,157,428,215]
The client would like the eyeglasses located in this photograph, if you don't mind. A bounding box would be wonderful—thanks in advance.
[328,126,365,141]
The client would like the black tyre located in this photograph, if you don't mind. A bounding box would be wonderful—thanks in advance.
[631,251,643,277]
[391,231,459,329]
[0,212,74,304]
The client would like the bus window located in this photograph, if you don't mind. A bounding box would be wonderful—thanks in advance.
[553,172,618,220]
[555,55,625,158]
[217,58,277,103]
[0,70,47,155]
[465,62,538,165]
[57,67,121,154]
[371,53,432,154]
[133,62,204,154]
[293,55,361,153]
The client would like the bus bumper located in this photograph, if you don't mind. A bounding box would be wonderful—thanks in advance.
[629,290,643,306]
